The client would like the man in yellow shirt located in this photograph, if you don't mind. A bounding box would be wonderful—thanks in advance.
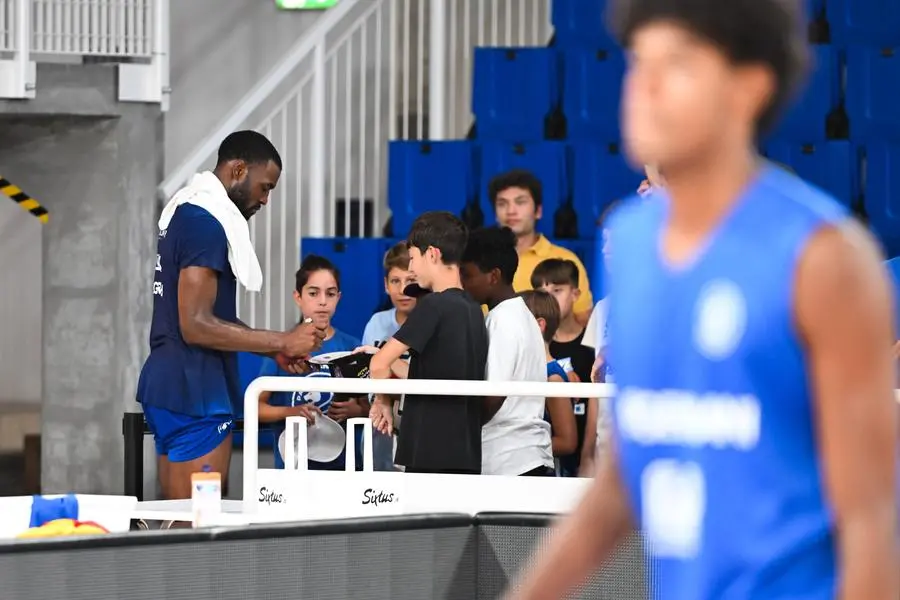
[489,169,594,323]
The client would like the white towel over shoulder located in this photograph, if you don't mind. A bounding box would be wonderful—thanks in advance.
[158,171,263,292]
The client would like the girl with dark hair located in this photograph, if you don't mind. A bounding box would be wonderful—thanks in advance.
[256,254,365,470]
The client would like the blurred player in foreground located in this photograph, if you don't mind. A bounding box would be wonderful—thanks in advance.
[507,0,899,598]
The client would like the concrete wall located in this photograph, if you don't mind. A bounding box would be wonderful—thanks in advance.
[165,0,322,175]
[0,202,42,406]
[0,64,161,494]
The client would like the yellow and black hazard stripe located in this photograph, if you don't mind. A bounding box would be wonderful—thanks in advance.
[0,176,48,223]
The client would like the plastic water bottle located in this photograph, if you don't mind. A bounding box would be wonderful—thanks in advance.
[191,465,221,528]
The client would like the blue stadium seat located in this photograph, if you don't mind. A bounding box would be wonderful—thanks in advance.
[864,143,900,258]
[300,237,392,339]
[563,49,626,142]
[472,47,559,141]
[763,141,856,207]
[767,46,838,143]
[846,47,900,142]
[478,141,568,237]
[827,0,900,46]
[569,143,644,239]
[551,0,616,50]
[388,141,475,237]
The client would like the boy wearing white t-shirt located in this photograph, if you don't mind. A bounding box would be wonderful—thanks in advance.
[461,227,553,476]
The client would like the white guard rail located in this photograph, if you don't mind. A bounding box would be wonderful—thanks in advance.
[0,0,169,105]
[158,0,553,331]
[128,378,900,524]
[242,377,609,517]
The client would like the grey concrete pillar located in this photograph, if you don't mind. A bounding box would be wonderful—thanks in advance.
[0,64,161,494]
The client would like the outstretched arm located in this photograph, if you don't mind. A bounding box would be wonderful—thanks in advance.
[178,266,321,356]
[796,223,899,600]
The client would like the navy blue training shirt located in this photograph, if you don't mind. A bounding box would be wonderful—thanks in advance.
[137,204,240,417]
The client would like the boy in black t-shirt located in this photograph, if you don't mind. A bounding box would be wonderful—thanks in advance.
[530,258,596,475]
[531,259,596,383]
[369,211,489,474]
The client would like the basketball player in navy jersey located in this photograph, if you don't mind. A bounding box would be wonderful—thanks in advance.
[508,1,899,599]
[137,131,324,501]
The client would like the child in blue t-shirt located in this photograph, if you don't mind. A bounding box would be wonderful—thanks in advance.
[359,242,417,471]
[257,255,365,469]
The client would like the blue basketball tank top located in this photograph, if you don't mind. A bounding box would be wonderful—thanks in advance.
[605,165,846,600]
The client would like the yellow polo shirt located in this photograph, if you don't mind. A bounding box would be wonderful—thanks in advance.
[515,235,593,315]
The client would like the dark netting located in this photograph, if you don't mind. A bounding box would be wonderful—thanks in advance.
[0,518,654,600]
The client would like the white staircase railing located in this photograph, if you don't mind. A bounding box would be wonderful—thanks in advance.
[159,0,552,331]
[0,0,169,106]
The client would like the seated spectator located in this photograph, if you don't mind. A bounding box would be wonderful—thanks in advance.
[360,242,418,471]
[257,255,365,470]
[519,289,580,473]
[461,226,554,477]
[489,169,593,323]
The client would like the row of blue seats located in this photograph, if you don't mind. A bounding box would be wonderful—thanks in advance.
[389,140,643,241]
[388,139,900,253]
[551,0,900,49]
[473,45,900,143]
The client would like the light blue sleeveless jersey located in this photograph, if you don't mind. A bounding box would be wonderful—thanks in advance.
[606,164,846,600]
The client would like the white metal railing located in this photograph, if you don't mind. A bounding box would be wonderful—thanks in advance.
[33,0,154,56]
[159,0,552,330]
[0,0,18,52]
[242,376,609,512]
[0,0,154,55]
[0,0,168,104]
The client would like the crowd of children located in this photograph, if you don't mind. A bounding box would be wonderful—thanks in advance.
[250,166,629,475]
[260,209,610,477]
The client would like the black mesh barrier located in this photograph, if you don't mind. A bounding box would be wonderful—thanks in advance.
[0,514,652,600]
[476,514,651,600]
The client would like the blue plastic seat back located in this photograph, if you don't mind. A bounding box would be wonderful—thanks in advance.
[551,0,616,50]
[569,143,644,239]
[388,141,475,238]
[763,141,856,207]
[767,46,838,143]
[472,47,559,142]
[865,143,900,258]
[846,47,900,143]
[563,49,626,142]
[827,0,900,46]
[478,141,569,237]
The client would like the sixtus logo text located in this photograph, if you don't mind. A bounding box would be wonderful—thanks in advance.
[361,488,398,507]
[258,487,285,505]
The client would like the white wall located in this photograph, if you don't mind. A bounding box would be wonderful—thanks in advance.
[0,199,42,405]
[165,0,323,174]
